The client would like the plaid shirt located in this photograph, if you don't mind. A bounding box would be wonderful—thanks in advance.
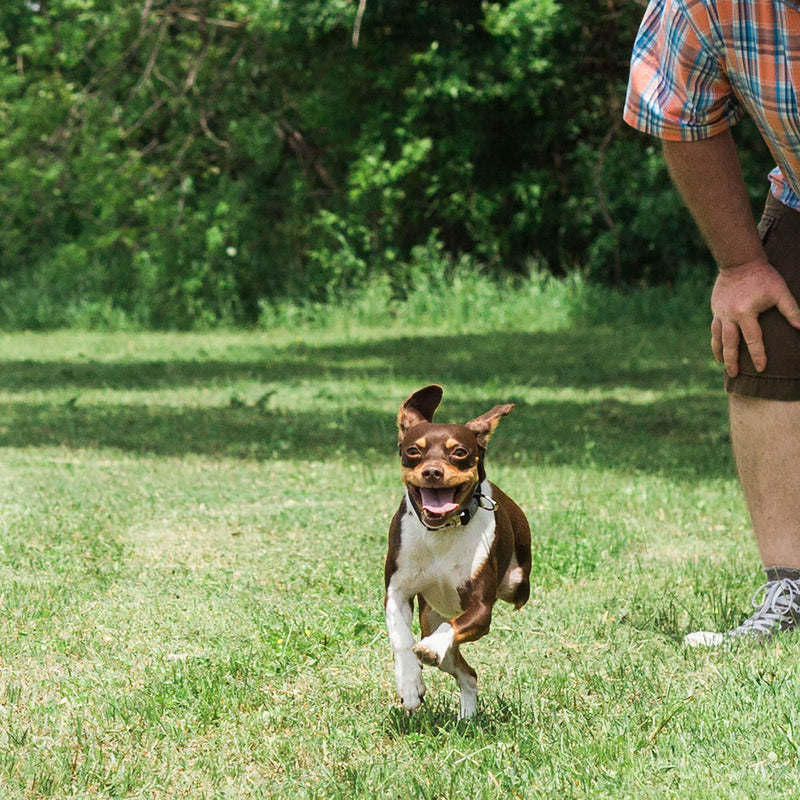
[624,0,800,209]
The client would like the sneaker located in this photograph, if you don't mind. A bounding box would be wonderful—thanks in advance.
[684,577,800,647]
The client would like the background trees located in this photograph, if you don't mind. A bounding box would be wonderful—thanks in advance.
[0,0,773,328]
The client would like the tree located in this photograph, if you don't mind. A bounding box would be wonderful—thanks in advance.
[0,0,773,327]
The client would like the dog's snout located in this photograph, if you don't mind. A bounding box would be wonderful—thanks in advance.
[421,463,445,483]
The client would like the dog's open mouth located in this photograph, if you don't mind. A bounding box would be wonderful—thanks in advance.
[410,484,471,527]
[420,487,460,515]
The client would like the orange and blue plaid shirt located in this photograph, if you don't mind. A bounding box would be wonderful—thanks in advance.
[624,0,800,209]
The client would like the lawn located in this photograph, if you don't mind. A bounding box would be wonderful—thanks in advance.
[1,284,799,799]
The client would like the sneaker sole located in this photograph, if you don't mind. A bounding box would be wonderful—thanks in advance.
[684,630,727,647]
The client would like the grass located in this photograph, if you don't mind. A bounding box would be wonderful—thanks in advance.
[0,276,798,798]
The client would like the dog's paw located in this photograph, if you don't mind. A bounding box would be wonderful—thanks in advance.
[399,675,427,712]
[412,641,441,667]
[413,622,454,668]
[395,652,426,712]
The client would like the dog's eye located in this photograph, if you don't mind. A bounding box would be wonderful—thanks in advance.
[451,447,470,460]
[405,446,421,458]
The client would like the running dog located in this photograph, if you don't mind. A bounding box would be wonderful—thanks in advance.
[384,384,531,719]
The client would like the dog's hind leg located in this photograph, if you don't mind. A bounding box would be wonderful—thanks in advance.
[418,599,479,719]
[441,647,478,720]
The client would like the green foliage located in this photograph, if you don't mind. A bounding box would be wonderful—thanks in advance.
[0,0,774,327]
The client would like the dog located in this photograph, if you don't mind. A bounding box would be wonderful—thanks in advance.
[384,384,531,719]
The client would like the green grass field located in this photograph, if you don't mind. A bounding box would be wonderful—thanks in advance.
[2,281,800,799]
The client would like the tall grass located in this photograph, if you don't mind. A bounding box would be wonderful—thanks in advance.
[257,267,712,337]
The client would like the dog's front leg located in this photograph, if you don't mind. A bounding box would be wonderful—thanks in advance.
[413,598,494,668]
[413,600,492,720]
[385,586,426,711]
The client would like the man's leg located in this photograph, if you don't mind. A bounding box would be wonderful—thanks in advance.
[684,395,800,646]
[730,394,800,568]
[685,196,800,647]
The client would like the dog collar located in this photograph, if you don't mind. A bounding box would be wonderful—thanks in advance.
[408,486,497,531]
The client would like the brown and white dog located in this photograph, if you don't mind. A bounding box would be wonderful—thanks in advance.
[384,385,531,719]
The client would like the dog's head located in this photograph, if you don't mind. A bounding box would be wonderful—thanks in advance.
[397,384,513,529]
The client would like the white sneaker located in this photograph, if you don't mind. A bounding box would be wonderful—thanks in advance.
[684,578,800,647]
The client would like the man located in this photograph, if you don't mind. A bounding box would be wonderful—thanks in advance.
[624,0,800,645]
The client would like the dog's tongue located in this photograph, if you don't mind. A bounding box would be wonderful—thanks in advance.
[420,487,459,514]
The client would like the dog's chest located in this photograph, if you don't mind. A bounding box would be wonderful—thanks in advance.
[393,495,496,618]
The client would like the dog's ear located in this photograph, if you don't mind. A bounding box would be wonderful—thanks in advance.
[465,403,514,449]
[397,384,444,439]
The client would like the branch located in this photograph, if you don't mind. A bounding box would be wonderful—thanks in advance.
[199,110,229,149]
[274,119,336,190]
[171,10,247,29]
[593,109,623,284]
[352,0,367,47]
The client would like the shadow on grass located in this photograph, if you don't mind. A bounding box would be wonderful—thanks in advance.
[382,689,550,737]
[0,328,711,391]
[0,328,731,479]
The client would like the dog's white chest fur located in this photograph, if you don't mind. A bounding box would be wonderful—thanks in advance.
[393,482,496,618]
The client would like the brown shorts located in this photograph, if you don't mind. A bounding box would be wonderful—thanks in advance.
[725,193,800,401]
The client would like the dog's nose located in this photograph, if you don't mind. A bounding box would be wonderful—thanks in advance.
[421,464,445,483]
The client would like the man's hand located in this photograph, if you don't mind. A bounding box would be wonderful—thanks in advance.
[710,259,800,376]
[661,135,800,376]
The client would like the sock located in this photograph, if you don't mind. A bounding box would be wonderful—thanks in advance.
[765,566,800,583]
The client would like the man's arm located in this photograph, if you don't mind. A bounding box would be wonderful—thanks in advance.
[663,130,800,376]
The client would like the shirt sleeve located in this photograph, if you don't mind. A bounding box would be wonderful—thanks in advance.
[623,0,744,141]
